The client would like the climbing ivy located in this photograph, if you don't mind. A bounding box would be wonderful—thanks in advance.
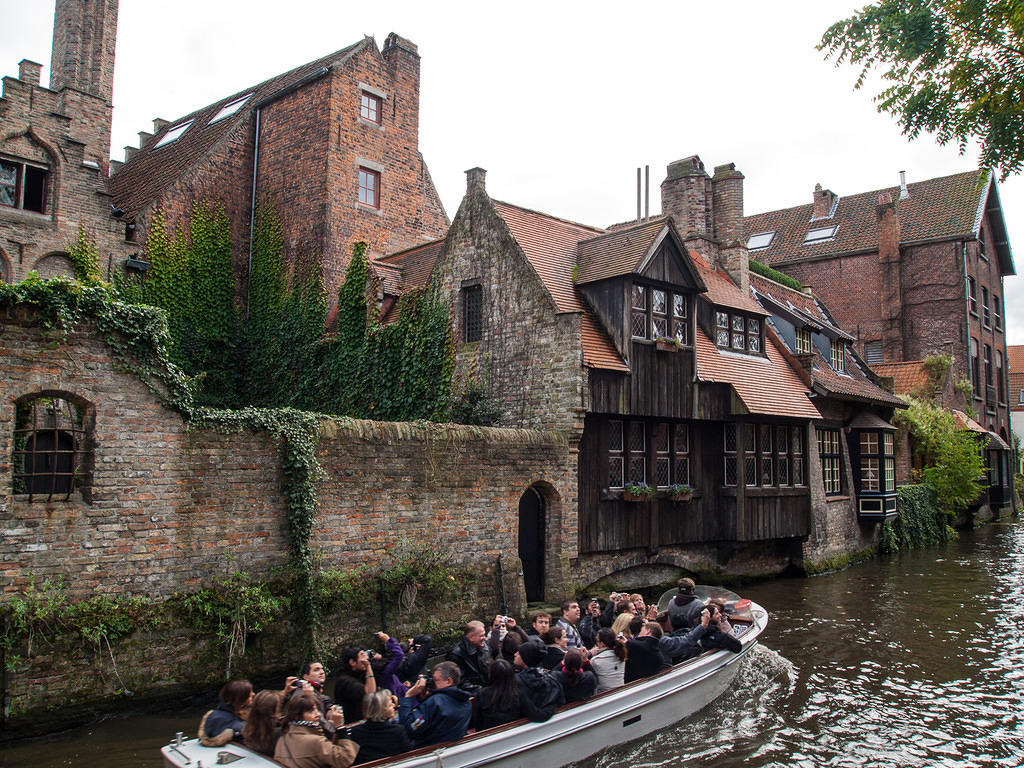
[68,228,102,284]
[878,484,956,553]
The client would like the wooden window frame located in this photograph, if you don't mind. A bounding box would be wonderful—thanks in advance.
[358,167,380,209]
[608,419,690,490]
[726,421,805,488]
[714,309,763,355]
[830,340,845,372]
[632,283,690,344]
[857,430,895,493]
[796,327,812,355]
[818,427,842,496]
[0,158,48,213]
[360,90,382,124]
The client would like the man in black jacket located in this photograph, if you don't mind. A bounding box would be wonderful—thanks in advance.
[513,641,564,721]
[446,620,492,694]
[624,622,671,683]
[666,578,705,631]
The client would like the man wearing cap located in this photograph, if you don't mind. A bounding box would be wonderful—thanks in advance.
[667,578,705,631]
[513,642,564,721]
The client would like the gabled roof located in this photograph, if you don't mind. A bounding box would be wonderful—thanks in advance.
[489,200,626,372]
[745,170,1014,276]
[871,361,932,396]
[694,325,821,419]
[575,218,705,289]
[373,238,445,324]
[108,40,366,216]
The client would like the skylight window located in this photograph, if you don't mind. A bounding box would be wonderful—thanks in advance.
[747,231,776,250]
[210,94,251,124]
[804,225,838,244]
[154,120,193,148]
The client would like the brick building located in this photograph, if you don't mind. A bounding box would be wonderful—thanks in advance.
[1010,345,1024,474]
[376,157,903,591]
[2,1,449,304]
[745,171,1016,497]
[0,0,134,283]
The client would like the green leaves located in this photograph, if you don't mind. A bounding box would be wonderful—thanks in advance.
[821,0,1024,178]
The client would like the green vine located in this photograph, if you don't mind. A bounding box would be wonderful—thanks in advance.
[68,228,102,284]
[878,484,956,553]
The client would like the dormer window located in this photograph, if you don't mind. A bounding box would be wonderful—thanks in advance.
[632,284,689,344]
[830,340,846,372]
[796,327,812,355]
[715,310,762,354]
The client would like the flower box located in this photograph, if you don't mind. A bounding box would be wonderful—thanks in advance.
[666,484,694,502]
[623,483,656,502]
[623,490,653,502]
[655,338,679,353]
[669,491,694,502]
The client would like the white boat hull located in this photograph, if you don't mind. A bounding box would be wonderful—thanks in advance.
[162,601,767,768]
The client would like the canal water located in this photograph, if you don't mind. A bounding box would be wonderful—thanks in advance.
[3,517,1022,768]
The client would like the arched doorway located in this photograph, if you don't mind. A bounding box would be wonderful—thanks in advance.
[518,486,546,603]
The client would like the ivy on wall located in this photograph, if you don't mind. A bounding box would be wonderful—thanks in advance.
[879,484,956,553]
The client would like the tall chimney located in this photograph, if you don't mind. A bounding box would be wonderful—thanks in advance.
[466,166,486,194]
[381,33,420,146]
[712,162,749,294]
[812,183,837,220]
[877,191,903,361]
[661,155,712,237]
[50,0,119,101]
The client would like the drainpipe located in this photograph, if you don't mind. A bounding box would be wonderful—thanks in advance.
[963,242,972,410]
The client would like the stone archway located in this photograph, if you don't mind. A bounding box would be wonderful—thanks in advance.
[33,252,75,280]
[518,485,546,603]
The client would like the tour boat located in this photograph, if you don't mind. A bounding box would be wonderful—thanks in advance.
[161,587,766,768]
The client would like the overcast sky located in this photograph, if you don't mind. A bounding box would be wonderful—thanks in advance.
[3,0,1022,344]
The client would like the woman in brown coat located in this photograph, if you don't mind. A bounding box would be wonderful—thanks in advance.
[274,691,359,768]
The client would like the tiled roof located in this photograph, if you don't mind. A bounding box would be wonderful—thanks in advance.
[108,40,365,216]
[375,238,445,294]
[694,325,821,419]
[745,170,1000,267]
[490,201,627,372]
[688,251,766,315]
[576,218,669,284]
[1007,344,1024,372]
[871,361,931,396]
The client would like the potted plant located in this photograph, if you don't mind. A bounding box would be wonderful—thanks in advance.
[667,483,694,502]
[655,336,680,353]
[623,482,656,502]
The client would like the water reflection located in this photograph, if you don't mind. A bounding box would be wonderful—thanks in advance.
[3,520,1023,768]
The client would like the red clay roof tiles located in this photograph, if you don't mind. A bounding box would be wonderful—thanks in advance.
[576,219,668,284]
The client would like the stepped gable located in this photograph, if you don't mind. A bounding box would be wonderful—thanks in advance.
[108,40,365,217]
[490,201,627,372]
[750,272,903,407]
[745,170,1013,275]
[689,252,819,418]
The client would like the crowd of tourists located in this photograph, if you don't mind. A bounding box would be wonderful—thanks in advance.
[198,579,742,767]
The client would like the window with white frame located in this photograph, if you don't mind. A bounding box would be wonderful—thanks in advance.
[818,428,842,495]
[608,420,690,489]
[796,327,813,355]
[724,422,805,488]
[830,340,845,372]
[631,284,689,344]
[715,309,762,354]
[858,430,895,493]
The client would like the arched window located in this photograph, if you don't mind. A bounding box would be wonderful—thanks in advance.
[12,395,91,502]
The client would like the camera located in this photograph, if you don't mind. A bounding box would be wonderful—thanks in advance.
[294,679,307,690]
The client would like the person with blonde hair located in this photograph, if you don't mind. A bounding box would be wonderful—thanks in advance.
[611,611,635,640]
[348,690,411,765]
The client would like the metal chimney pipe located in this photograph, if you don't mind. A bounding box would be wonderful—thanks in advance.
[899,170,909,200]
[637,168,642,223]
[644,165,650,221]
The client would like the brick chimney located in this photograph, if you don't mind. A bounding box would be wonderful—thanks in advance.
[812,183,837,220]
[661,156,712,238]
[877,191,903,361]
[381,33,420,146]
[712,162,748,295]
[18,60,42,85]
[466,167,486,193]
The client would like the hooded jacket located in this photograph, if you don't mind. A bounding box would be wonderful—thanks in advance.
[398,686,472,748]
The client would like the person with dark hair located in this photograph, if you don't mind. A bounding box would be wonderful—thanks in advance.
[512,642,564,722]
[398,661,472,748]
[446,620,492,694]
[348,690,411,765]
[199,679,253,746]
[473,659,526,730]
[578,599,602,649]
[526,611,551,641]
[369,631,408,697]
[488,614,529,663]
[556,600,584,649]
[588,628,627,693]
[556,649,597,703]
[274,691,356,768]
[396,635,433,683]
[667,578,705,631]
[698,601,742,654]
[540,626,567,671]
[624,622,671,683]
[335,647,377,723]
[242,690,284,757]
[296,661,334,729]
